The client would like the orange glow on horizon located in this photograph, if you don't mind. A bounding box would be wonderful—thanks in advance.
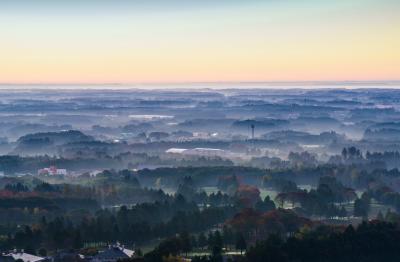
[1,0,399,84]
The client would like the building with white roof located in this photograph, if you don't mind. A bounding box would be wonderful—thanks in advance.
[91,243,135,262]
[166,147,229,157]
[2,251,45,262]
[166,148,188,154]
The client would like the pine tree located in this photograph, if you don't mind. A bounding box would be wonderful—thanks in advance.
[180,231,192,256]
[235,233,247,255]
[198,232,207,250]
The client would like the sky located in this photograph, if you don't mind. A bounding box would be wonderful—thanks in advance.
[0,0,399,84]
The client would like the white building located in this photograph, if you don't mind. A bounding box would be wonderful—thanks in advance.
[166,147,230,158]
[3,250,45,262]
[166,148,188,154]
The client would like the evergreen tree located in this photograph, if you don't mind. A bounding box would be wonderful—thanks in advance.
[180,231,192,256]
[235,233,247,255]
[198,232,207,249]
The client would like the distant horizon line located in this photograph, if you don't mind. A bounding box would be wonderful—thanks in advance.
[1,80,400,87]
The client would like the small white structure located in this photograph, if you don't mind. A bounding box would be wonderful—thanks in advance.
[4,250,45,262]
[166,148,188,154]
[166,147,229,158]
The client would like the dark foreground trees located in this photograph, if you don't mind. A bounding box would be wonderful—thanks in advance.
[1,195,236,253]
[140,221,400,262]
[246,221,400,262]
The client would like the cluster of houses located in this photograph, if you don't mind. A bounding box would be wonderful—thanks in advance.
[37,166,68,176]
[0,244,135,262]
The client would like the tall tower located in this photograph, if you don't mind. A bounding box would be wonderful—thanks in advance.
[251,124,255,140]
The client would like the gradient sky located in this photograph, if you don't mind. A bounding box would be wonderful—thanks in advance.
[1,0,399,84]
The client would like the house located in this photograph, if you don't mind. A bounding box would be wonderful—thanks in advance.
[91,244,135,262]
[38,166,67,176]
[2,250,45,262]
